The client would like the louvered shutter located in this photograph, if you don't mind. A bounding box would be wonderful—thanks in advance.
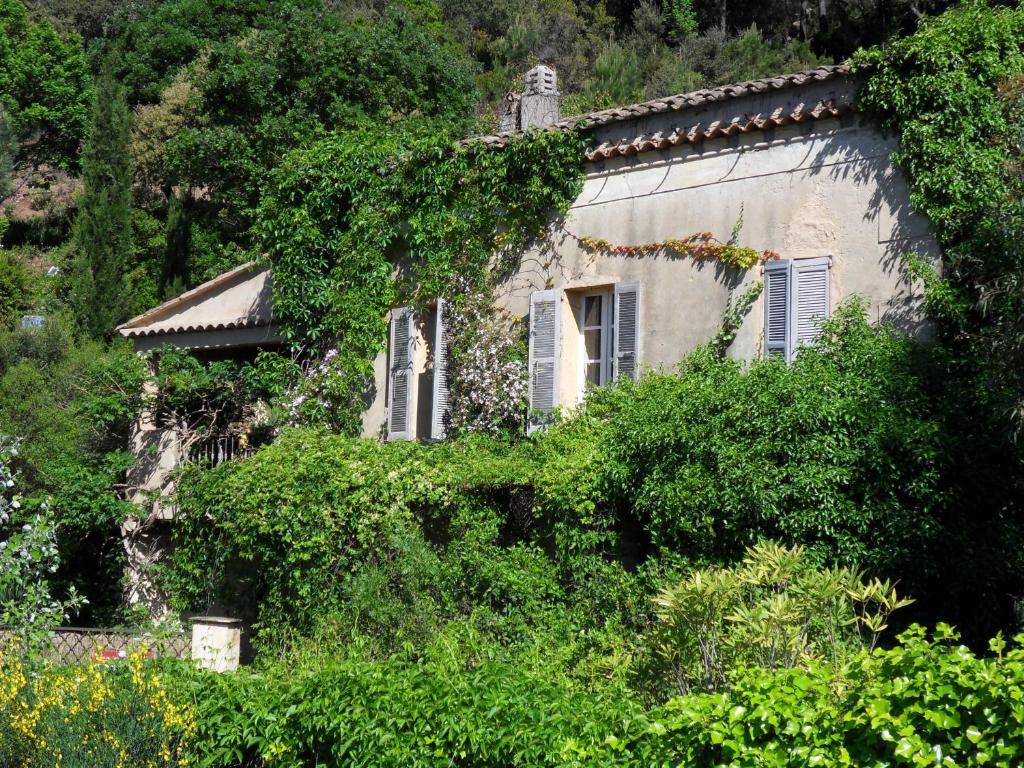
[764,260,791,360]
[430,299,450,441]
[528,289,561,430]
[387,307,414,441]
[792,258,830,357]
[614,281,640,381]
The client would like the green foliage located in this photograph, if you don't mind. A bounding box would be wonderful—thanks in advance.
[0,103,13,200]
[651,541,913,694]
[168,309,958,659]
[0,0,91,168]
[710,279,761,358]
[170,625,1024,767]
[163,3,478,242]
[149,345,296,445]
[663,0,698,40]
[0,436,85,659]
[580,626,1024,766]
[98,0,302,105]
[856,1,1024,431]
[579,302,945,578]
[175,654,633,768]
[259,126,585,434]
[71,69,133,338]
[0,319,145,622]
[0,249,31,325]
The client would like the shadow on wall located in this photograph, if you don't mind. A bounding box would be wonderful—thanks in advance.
[808,130,938,339]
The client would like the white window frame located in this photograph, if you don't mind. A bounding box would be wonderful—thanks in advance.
[579,290,614,396]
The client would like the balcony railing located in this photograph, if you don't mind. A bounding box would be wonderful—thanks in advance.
[187,433,254,468]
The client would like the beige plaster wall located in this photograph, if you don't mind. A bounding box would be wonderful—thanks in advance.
[361,110,939,437]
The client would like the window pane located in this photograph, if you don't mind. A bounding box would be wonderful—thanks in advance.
[585,362,602,386]
[584,295,603,327]
[584,328,602,360]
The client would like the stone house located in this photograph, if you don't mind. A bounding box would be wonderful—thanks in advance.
[118,63,938,601]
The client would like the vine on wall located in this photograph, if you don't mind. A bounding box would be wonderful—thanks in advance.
[854,0,1024,429]
[575,231,777,271]
[257,126,587,435]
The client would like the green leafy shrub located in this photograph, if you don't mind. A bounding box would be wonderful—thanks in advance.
[582,626,1024,767]
[169,625,1024,767]
[577,302,946,579]
[169,307,955,657]
[0,322,145,622]
[0,0,91,168]
[175,655,636,768]
[651,541,913,694]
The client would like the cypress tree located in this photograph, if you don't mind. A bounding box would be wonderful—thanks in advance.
[72,70,133,337]
[0,104,14,201]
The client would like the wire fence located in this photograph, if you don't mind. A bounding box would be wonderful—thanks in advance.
[1,626,191,664]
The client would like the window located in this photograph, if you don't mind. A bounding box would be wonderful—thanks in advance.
[581,292,613,389]
[764,258,830,362]
[528,282,640,431]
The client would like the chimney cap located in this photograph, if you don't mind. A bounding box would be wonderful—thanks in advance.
[524,64,558,96]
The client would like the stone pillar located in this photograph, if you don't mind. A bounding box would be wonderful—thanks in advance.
[190,616,242,672]
[519,65,560,130]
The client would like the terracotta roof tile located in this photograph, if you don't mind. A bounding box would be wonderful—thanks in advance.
[466,64,851,156]
[121,316,274,339]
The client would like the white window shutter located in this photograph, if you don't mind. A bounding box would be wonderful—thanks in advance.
[387,307,414,441]
[430,299,450,441]
[764,260,791,360]
[528,289,561,430]
[792,258,830,357]
[614,281,640,381]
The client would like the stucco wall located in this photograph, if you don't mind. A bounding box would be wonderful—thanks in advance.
[363,101,939,438]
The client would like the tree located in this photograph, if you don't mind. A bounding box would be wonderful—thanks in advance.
[0,104,13,200]
[72,71,133,338]
[0,0,91,168]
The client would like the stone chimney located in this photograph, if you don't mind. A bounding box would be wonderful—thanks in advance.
[497,65,560,132]
[520,64,560,129]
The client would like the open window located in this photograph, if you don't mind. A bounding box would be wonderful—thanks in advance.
[527,280,640,429]
[386,302,450,442]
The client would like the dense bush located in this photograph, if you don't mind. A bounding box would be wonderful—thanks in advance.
[582,626,1024,766]
[582,302,946,577]
[168,625,1024,767]
[0,0,91,168]
[169,307,968,654]
[0,318,145,621]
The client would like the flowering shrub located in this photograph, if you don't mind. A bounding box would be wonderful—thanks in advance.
[445,277,529,438]
[0,644,194,768]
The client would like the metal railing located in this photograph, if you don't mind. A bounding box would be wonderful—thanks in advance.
[187,433,254,468]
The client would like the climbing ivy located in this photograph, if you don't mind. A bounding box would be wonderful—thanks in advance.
[257,125,586,434]
[855,0,1024,428]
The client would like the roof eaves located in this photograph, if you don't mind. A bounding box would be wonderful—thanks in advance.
[463,63,852,151]
[117,261,263,333]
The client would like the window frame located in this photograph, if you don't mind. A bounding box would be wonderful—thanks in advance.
[579,290,614,394]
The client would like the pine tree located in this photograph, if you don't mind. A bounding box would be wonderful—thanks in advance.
[72,70,133,338]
